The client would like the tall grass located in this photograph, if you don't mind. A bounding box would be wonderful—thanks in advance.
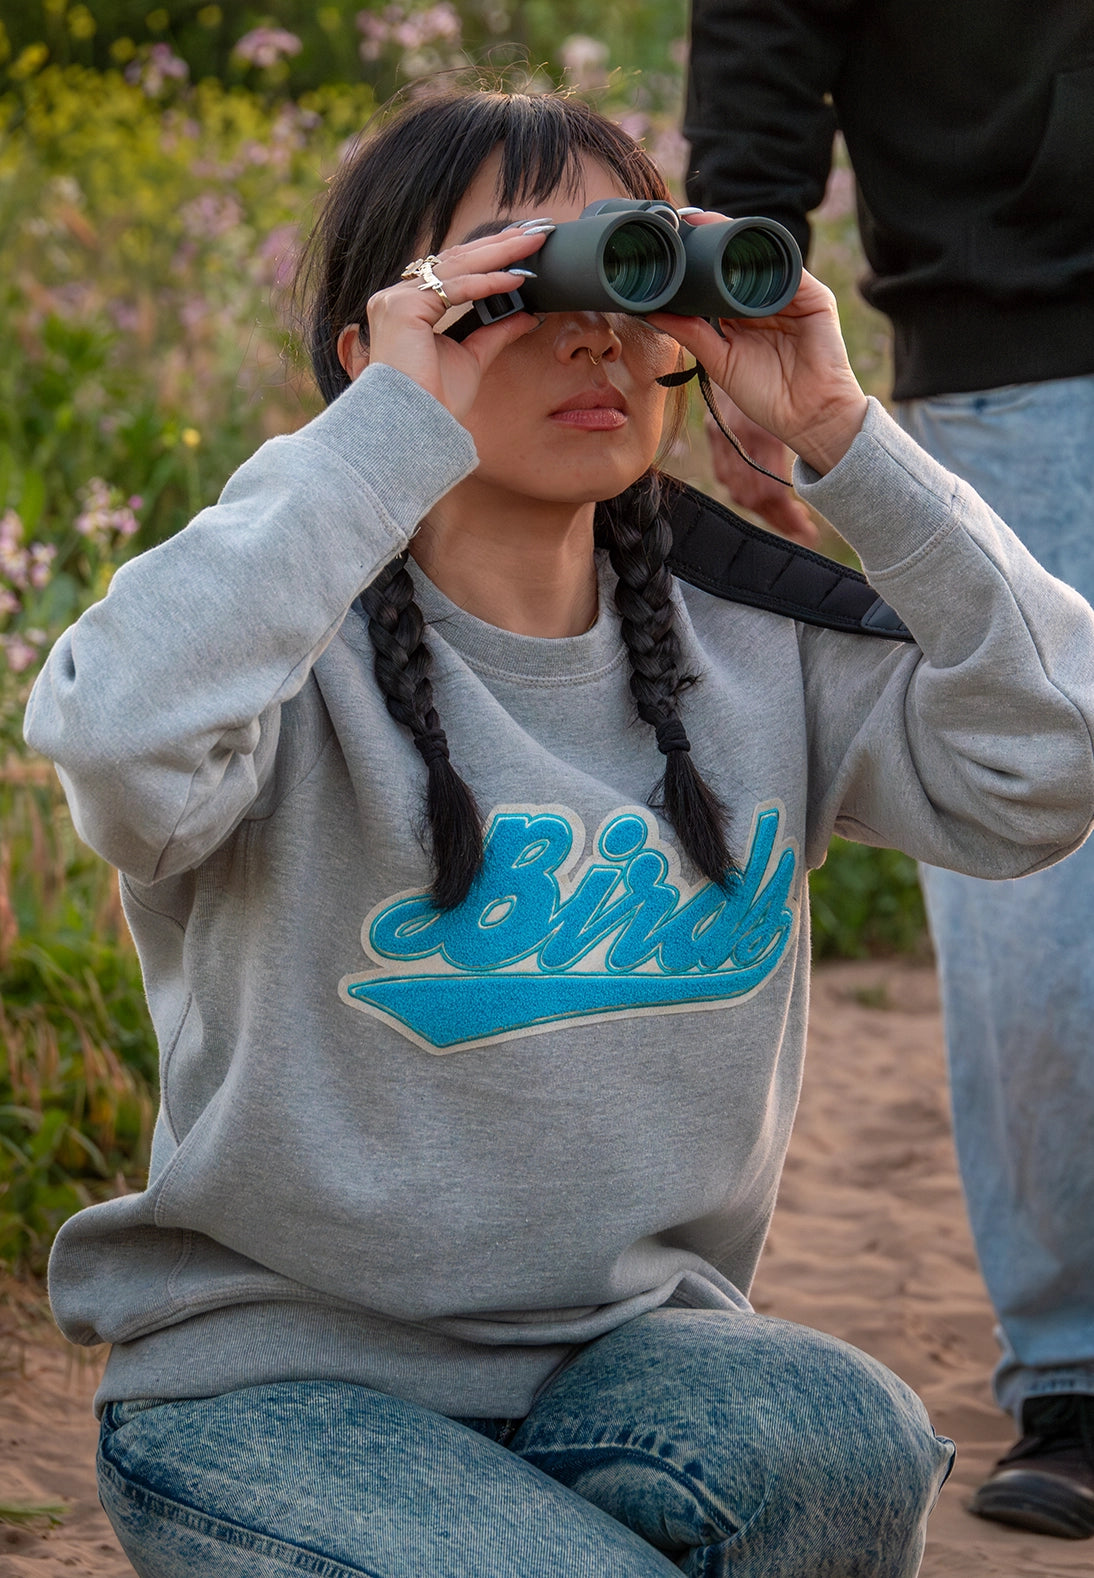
[1,768,156,1275]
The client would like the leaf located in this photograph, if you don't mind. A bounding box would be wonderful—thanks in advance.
[0,1501,69,1528]
[16,467,46,535]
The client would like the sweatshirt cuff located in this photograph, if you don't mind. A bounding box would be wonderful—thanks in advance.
[792,397,965,577]
[286,364,479,535]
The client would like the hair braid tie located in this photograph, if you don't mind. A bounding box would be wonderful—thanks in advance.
[414,732,450,766]
[655,717,691,756]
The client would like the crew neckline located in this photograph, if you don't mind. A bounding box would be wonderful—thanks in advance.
[403,553,629,683]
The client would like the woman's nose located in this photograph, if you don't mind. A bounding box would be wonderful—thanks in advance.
[554,313,623,365]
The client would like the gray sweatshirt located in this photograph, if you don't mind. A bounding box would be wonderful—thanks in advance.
[24,366,1094,1418]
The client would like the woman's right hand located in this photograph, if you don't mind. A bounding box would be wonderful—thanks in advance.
[647,228,869,477]
[350,225,552,420]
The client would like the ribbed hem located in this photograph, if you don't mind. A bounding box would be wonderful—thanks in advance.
[881,289,1094,401]
[92,1261,748,1420]
[95,1298,576,1421]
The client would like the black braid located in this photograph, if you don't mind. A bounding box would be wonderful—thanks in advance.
[360,553,484,909]
[598,473,737,884]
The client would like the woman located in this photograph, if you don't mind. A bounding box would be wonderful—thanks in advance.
[25,89,1094,1576]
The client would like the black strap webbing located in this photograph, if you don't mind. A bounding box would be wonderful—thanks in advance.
[667,482,913,642]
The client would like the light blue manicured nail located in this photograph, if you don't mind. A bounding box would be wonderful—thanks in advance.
[507,268,537,278]
[517,217,556,228]
[677,206,704,216]
[520,224,556,237]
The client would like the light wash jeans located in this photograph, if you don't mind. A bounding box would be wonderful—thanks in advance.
[896,376,1094,1422]
[97,1309,953,1577]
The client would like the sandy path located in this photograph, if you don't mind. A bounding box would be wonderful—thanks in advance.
[1,958,1089,1575]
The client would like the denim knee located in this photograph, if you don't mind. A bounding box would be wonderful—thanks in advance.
[717,1325,954,1578]
[764,1321,954,1505]
[517,1311,953,1576]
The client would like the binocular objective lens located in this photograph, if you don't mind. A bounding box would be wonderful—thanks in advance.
[720,231,795,310]
[602,221,678,305]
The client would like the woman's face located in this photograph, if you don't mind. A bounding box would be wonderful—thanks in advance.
[438,150,678,508]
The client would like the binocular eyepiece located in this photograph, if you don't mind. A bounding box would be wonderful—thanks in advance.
[446,200,802,342]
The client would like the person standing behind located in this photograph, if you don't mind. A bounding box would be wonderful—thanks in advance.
[685,0,1094,1542]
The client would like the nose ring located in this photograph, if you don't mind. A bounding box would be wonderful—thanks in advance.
[586,349,602,366]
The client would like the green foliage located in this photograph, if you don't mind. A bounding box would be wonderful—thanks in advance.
[810,838,928,961]
[0,63,378,748]
[1,776,157,1276]
[0,1,688,110]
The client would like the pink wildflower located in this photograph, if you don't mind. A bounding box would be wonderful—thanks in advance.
[233,28,304,68]
[125,43,190,96]
[2,635,41,674]
[28,544,56,588]
[617,112,650,143]
[74,479,141,544]
[357,4,461,61]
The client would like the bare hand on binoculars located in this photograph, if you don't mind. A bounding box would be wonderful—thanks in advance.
[360,225,551,419]
[647,217,869,476]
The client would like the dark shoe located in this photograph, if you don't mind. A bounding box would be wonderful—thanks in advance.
[969,1393,1094,1539]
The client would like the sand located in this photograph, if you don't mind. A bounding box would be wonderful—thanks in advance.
[1,957,1089,1576]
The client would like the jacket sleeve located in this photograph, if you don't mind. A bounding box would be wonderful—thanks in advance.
[22,366,478,885]
[684,0,858,256]
[791,401,1094,875]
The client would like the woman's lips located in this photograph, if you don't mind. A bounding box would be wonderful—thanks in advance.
[550,388,628,430]
[550,407,628,429]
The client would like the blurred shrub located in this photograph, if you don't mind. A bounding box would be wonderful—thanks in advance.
[0,62,381,750]
[0,2,688,111]
[810,838,928,961]
[1,773,157,1275]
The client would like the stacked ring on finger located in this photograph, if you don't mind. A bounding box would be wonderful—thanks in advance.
[400,254,453,311]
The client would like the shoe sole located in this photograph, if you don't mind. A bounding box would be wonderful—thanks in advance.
[970,1471,1094,1540]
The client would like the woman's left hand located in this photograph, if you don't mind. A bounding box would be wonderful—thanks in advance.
[646,214,869,476]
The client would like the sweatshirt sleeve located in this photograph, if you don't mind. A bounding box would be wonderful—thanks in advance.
[23,365,478,884]
[793,399,1094,876]
[683,0,856,256]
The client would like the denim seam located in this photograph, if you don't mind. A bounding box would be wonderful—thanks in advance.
[520,1443,744,1543]
[690,1498,772,1578]
[97,1453,383,1578]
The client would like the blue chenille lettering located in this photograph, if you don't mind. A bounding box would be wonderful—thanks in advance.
[344,804,797,1049]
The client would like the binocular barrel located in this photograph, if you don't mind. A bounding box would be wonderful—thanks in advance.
[446,201,802,341]
[670,215,803,318]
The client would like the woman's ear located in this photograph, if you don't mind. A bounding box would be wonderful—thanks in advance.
[337,324,369,381]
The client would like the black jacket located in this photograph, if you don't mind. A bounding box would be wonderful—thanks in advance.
[685,0,1094,398]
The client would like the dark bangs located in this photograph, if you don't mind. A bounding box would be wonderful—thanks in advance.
[298,90,670,404]
[420,92,669,251]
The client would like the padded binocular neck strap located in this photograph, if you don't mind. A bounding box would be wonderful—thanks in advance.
[666,482,913,641]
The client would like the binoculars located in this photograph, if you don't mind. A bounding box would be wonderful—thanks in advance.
[446,200,802,342]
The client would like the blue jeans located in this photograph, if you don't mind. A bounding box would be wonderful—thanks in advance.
[896,376,1094,1421]
[96,1309,953,1576]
